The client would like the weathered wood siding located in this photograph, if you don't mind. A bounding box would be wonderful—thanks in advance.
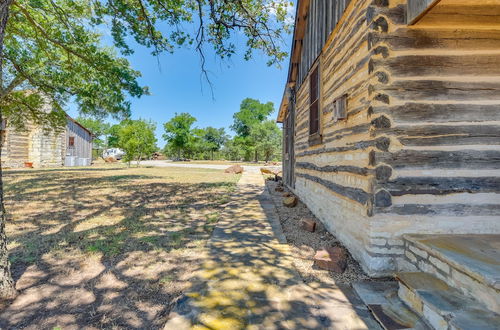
[65,118,92,163]
[288,0,500,276]
[297,0,352,87]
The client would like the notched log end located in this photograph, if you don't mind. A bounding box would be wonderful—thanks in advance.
[374,94,390,104]
[375,189,392,207]
[375,165,392,182]
[370,17,389,33]
[371,115,391,128]
[375,137,391,151]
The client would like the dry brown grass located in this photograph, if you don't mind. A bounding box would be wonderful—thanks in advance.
[0,165,239,329]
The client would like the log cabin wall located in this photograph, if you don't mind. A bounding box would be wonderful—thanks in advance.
[1,128,30,168]
[288,0,500,276]
[0,115,92,168]
[1,124,65,168]
[293,0,379,274]
[367,0,500,273]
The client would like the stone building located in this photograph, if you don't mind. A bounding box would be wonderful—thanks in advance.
[1,114,93,168]
[278,0,500,327]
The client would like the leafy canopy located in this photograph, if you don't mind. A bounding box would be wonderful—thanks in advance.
[117,119,157,165]
[231,98,275,137]
[1,0,147,130]
[0,0,292,131]
[163,112,197,156]
[230,98,280,161]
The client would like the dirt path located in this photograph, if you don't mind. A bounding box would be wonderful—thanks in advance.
[164,171,379,329]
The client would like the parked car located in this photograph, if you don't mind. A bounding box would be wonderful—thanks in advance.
[102,148,125,160]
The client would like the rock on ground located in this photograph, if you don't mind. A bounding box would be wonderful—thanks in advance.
[266,180,369,285]
[224,165,244,174]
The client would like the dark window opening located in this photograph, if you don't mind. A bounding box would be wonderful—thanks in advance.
[309,66,320,136]
[68,136,75,147]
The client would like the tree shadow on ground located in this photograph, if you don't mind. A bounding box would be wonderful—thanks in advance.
[166,180,379,329]
[0,167,237,329]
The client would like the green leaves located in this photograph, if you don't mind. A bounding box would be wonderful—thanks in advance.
[117,119,157,164]
[163,112,197,157]
[1,0,292,131]
[2,0,146,128]
[230,98,281,162]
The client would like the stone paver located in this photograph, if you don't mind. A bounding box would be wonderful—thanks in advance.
[165,171,378,329]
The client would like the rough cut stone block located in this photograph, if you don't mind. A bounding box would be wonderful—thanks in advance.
[313,247,347,273]
[283,196,298,208]
[224,165,244,174]
[409,245,428,259]
[405,250,418,264]
[299,218,316,232]
[429,256,450,275]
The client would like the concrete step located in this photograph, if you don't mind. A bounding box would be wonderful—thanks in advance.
[397,272,500,330]
[353,281,430,330]
[403,234,500,313]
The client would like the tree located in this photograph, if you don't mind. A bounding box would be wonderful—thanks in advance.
[222,137,244,161]
[202,127,228,160]
[0,0,145,298]
[251,120,282,162]
[0,0,291,298]
[76,117,111,152]
[106,124,122,148]
[163,113,196,159]
[231,98,275,137]
[231,98,275,162]
[118,119,157,166]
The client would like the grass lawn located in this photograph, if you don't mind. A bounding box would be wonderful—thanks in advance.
[0,165,240,329]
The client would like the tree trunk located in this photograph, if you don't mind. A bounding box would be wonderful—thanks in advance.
[254,149,258,163]
[211,150,213,160]
[177,148,180,159]
[136,150,142,167]
[0,0,17,300]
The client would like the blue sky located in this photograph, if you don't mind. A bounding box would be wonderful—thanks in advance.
[68,27,292,148]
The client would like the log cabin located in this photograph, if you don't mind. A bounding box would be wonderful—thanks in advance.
[1,114,93,168]
[278,0,500,325]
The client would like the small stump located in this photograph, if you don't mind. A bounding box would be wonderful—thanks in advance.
[282,192,292,197]
[299,218,316,232]
[313,247,347,273]
[283,196,298,208]
[275,186,284,192]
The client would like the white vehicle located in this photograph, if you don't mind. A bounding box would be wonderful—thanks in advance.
[102,148,125,160]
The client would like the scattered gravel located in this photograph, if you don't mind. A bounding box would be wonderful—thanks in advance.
[266,180,370,286]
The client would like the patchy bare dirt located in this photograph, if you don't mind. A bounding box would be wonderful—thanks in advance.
[0,165,239,329]
[265,180,370,286]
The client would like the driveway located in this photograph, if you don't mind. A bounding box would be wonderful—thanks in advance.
[140,160,274,174]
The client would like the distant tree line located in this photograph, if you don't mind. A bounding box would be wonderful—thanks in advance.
[163,98,282,162]
[77,97,282,164]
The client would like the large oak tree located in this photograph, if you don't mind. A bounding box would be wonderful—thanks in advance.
[0,0,292,298]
